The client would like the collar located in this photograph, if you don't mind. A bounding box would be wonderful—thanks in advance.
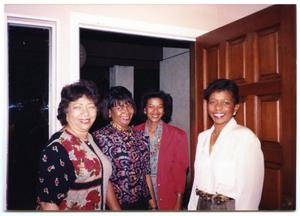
[210,118,237,136]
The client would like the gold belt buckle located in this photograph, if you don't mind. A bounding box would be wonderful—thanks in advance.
[196,189,231,205]
[213,194,230,205]
[196,189,213,201]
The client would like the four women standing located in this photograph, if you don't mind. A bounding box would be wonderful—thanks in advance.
[37,79,264,211]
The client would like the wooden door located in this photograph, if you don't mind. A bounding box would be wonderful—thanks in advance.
[190,5,296,209]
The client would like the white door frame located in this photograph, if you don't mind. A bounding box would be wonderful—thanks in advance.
[2,11,197,210]
[69,12,197,86]
[3,13,59,210]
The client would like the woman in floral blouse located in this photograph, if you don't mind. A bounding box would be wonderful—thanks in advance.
[93,86,157,210]
[36,80,120,210]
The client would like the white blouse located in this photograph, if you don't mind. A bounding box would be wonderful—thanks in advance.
[188,118,264,210]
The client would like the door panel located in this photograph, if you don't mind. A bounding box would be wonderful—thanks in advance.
[191,5,296,209]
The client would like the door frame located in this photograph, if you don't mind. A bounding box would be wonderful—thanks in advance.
[3,11,197,210]
[3,13,58,210]
[70,12,196,178]
[69,12,197,84]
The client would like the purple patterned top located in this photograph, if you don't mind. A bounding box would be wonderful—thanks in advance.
[93,124,151,206]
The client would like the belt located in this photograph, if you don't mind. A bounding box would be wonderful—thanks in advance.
[196,189,234,205]
[71,177,103,190]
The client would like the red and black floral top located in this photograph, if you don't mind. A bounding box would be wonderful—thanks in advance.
[36,129,112,210]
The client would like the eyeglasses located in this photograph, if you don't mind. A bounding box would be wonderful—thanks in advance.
[113,102,133,112]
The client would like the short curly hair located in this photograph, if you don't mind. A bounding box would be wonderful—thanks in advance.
[57,80,100,126]
[101,86,136,123]
[140,90,173,123]
[204,79,239,105]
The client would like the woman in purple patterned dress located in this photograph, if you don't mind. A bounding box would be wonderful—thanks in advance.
[93,86,157,210]
[36,80,120,210]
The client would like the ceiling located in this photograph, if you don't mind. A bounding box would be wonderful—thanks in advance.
[70,4,272,37]
[5,4,272,39]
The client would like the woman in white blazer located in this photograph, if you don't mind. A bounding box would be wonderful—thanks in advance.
[188,79,264,210]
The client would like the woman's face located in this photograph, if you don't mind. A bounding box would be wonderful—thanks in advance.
[144,97,164,123]
[66,95,97,133]
[109,101,134,129]
[207,90,239,129]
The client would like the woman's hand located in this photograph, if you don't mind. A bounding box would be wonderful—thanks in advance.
[174,193,183,211]
[146,175,158,210]
[106,181,121,210]
[39,202,60,210]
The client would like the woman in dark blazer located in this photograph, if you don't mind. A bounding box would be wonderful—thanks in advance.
[134,91,189,210]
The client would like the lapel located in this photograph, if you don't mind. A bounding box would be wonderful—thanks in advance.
[157,122,171,166]
[160,122,170,151]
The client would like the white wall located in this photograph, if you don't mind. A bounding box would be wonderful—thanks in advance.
[109,65,134,96]
[4,4,270,34]
[2,4,271,210]
[4,4,270,131]
[160,47,190,173]
[160,47,190,134]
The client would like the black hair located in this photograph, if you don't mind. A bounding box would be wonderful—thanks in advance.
[101,86,136,122]
[203,79,239,104]
[140,90,173,123]
[57,80,99,126]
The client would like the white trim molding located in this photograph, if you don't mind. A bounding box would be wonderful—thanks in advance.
[3,13,59,210]
[69,12,204,93]
[71,12,204,41]
[6,13,60,135]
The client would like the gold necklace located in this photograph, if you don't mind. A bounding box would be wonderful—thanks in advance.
[111,121,133,135]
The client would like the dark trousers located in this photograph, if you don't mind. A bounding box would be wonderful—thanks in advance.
[121,197,149,210]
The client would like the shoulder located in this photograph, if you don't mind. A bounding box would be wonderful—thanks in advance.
[232,124,258,139]
[133,129,146,139]
[230,124,261,149]
[132,129,148,143]
[163,123,186,137]
[134,123,146,131]
[197,128,211,140]
[92,124,111,138]
[47,130,63,145]
[45,130,64,149]
[41,132,70,161]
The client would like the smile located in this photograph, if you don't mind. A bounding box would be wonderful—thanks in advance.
[213,113,225,118]
[80,119,91,123]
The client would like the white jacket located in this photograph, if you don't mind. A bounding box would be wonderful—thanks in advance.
[188,118,264,210]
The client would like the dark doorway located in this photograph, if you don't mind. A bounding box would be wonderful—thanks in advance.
[7,25,49,210]
[80,29,191,130]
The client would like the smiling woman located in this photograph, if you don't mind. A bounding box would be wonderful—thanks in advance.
[36,80,120,211]
[64,95,97,140]
[134,91,189,210]
[93,86,157,210]
[188,79,264,210]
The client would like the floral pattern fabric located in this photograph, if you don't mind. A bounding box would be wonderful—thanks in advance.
[36,130,110,210]
[93,124,151,206]
[144,120,163,203]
